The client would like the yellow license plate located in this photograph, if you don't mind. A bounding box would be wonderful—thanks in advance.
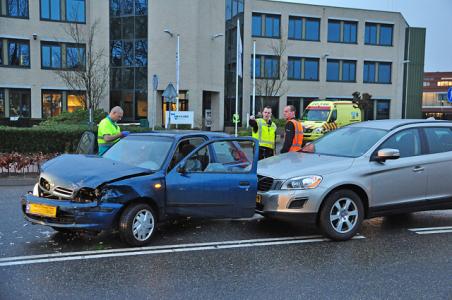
[27,203,57,218]
[256,194,262,204]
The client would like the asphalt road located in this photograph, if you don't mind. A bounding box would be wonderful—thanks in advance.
[0,185,451,300]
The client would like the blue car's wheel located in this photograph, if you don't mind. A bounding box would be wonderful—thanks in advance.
[119,203,156,246]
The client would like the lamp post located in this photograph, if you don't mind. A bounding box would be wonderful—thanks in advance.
[163,29,180,112]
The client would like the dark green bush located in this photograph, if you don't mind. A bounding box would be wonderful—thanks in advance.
[39,109,107,126]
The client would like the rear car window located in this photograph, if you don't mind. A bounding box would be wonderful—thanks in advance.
[423,127,452,154]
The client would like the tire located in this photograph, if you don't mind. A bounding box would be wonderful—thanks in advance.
[119,203,156,246]
[319,189,364,241]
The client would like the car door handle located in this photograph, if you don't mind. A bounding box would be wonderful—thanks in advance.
[239,181,250,186]
[413,166,424,172]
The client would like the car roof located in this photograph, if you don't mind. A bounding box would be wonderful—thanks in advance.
[131,130,230,139]
[348,119,452,131]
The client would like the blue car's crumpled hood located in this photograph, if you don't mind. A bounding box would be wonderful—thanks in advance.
[41,154,152,189]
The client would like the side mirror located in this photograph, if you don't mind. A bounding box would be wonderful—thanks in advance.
[375,148,400,162]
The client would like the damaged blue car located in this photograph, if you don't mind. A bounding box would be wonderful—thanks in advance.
[21,131,258,246]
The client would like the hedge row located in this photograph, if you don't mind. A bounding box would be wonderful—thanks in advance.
[0,124,151,154]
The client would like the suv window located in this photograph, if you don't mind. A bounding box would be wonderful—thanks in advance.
[423,127,452,154]
[378,128,422,158]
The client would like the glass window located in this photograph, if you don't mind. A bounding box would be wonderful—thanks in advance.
[41,44,62,69]
[110,0,120,16]
[342,60,356,82]
[41,0,61,20]
[226,0,232,20]
[67,92,85,112]
[378,62,391,83]
[264,15,280,38]
[305,18,320,41]
[135,67,147,89]
[135,0,147,15]
[66,45,85,69]
[238,0,244,13]
[232,0,237,16]
[0,41,3,65]
[379,24,393,46]
[42,91,63,118]
[122,17,134,39]
[327,60,339,81]
[9,89,31,118]
[424,127,452,154]
[288,57,301,80]
[343,21,357,43]
[365,23,377,45]
[111,40,122,66]
[0,89,5,117]
[252,14,262,36]
[135,16,147,38]
[122,68,134,89]
[123,41,134,66]
[288,17,302,40]
[135,91,147,118]
[304,58,319,80]
[376,100,390,120]
[7,0,28,17]
[135,40,147,66]
[328,20,340,42]
[254,56,261,78]
[264,56,278,79]
[379,129,421,158]
[66,0,85,22]
[364,62,376,83]
[8,41,30,67]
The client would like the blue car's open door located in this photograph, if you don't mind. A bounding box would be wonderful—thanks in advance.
[165,137,259,218]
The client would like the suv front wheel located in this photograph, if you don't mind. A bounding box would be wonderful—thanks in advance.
[319,189,364,241]
[119,203,156,246]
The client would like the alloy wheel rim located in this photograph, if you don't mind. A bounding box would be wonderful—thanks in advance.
[132,209,155,241]
[329,197,358,234]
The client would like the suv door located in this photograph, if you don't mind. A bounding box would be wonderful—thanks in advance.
[165,137,259,218]
[370,128,427,208]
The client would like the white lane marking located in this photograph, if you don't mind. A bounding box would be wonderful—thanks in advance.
[414,229,452,235]
[408,226,452,232]
[0,235,365,267]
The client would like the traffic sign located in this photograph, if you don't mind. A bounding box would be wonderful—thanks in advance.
[162,83,177,103]
[448,87,452,103]
[232,113,240,124]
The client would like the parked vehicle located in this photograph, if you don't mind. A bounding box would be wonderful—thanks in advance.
[256,119,452,241]
[302,100,361,143]
[22,131,258,246]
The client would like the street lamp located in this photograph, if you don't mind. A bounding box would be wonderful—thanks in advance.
[211,33,224,40]
[163,29,180,112]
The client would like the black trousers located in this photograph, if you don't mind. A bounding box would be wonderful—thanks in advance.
[258,146,274,160]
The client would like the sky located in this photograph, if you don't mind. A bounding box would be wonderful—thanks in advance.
[273,0,452,72]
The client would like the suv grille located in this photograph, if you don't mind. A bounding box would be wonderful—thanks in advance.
[258,175,274,192]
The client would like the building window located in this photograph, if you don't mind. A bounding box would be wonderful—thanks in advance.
[365,22,393,46]
[328,20,357,43]
[3,0,28,18]
[327,59,356,82]
[40,0,61,21]
[66,0,85,23]
[252,13,280,38]
[437,81,452,87]
[42,90,63,118]
[135,0,148,15]
[0,89,5,117]
[288,16,320,41]
[9,89,31,118]
[41,43,62,69]
[67,92,85,112]
[226,0,243,20]
[376,100,390,119]
[288,57,319,81]
[8,40,30,67]
[364,61,392,84]
[0,41,3,65]
[66,44,86,69]
[252,55,279,79]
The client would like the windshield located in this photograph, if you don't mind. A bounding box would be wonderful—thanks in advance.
[302,108,330,121]
[103,136,174,170]
[304,126,388,158]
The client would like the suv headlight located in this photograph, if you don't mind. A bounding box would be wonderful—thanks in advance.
[313,127,324,134]
[281,175,322,190]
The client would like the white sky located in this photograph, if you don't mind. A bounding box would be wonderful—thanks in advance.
[272,0,452,72]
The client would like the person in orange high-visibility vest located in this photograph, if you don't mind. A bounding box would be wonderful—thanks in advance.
[280,105,303,153]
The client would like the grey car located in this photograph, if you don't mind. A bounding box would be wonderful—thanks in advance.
[256,119,452,240]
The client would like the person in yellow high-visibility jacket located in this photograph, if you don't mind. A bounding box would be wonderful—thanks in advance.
[97,106,129,156]
[249,106,277,160]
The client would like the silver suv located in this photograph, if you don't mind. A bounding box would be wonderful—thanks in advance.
[256,119,452,240]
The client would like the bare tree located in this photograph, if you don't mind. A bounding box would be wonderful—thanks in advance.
[54,20,109,127]
[352,91,373,121]
[253,37,289,113]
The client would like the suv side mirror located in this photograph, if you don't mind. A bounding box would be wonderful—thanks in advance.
[375,148,400,162]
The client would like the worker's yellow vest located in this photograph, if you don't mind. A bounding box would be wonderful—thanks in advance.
[252,118,276,149]
[97,117,121,146]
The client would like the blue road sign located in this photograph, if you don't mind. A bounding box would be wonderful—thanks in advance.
[448,87,452,103]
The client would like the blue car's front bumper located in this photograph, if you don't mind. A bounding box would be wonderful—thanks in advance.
[21,194,124,231]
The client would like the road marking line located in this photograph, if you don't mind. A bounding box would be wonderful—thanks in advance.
[0,235,365,267]
[408,226,452,232]
[414,229,452,235]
